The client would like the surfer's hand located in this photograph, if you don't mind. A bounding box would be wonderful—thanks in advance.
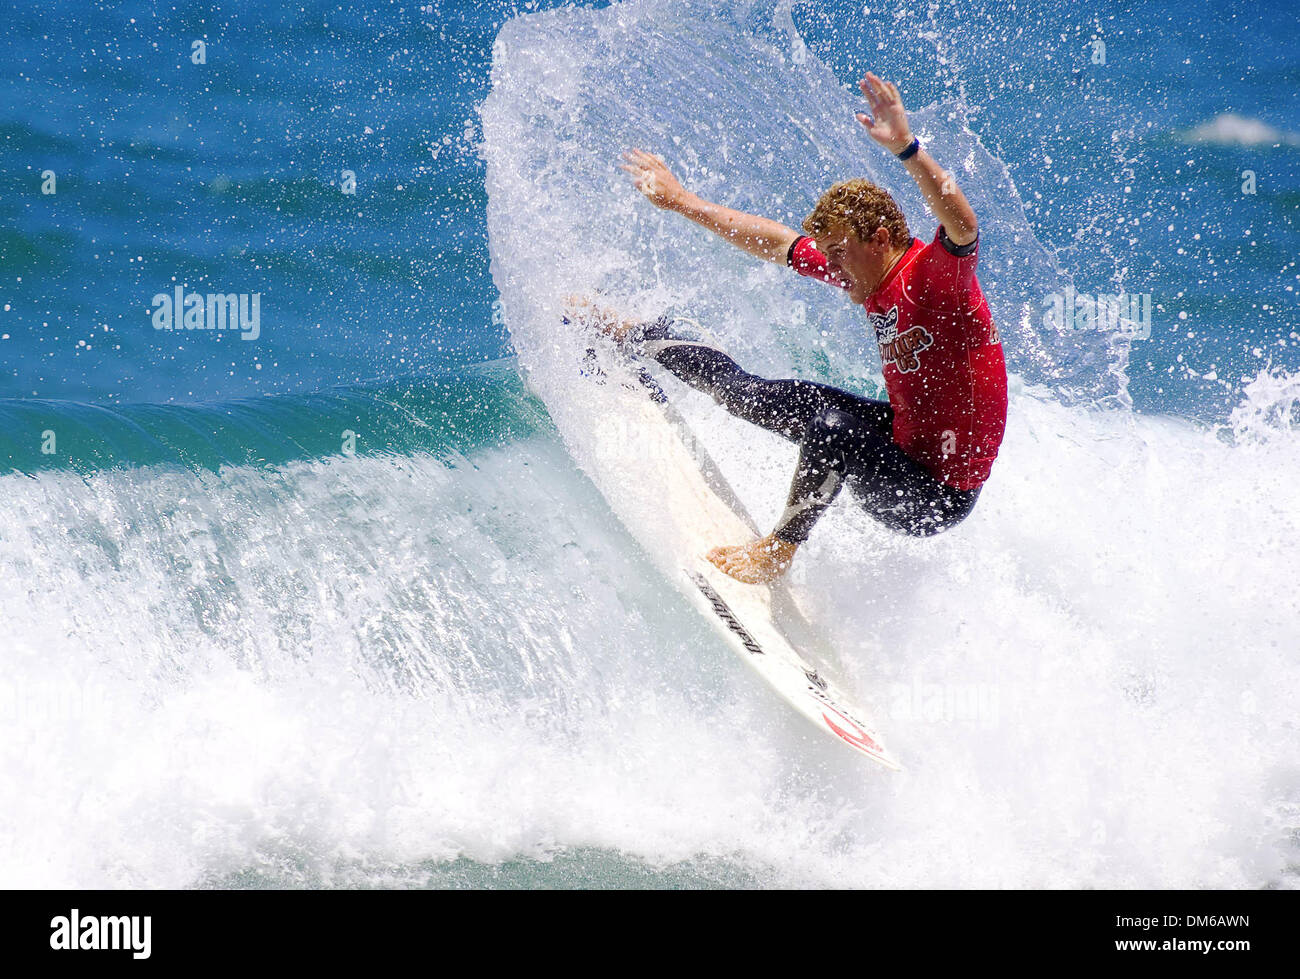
[856,73,913,154]
[620,148,689,210]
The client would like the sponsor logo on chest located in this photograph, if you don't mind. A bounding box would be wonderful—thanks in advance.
[868,305,933,374]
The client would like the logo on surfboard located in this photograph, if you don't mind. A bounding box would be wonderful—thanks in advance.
[803,667,828,691]
[803,681,892,761]
[820,706,886,756]
[688,571,764,656]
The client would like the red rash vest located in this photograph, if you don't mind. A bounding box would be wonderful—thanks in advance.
[788,227,1008,490]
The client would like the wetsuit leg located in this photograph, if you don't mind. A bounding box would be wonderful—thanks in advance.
[634,319,892,443]
[773,406,981,544]
[630,319,980,544]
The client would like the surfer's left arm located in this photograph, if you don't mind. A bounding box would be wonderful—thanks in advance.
[856,73,978,247]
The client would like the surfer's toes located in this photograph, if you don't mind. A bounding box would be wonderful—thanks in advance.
[706,545,735,570]
[705,544,769,584]
[706,536,797,584]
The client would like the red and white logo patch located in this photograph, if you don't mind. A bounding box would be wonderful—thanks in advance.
[869,305,933,374]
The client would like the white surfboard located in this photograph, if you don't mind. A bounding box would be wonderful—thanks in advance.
[578,330,901,771]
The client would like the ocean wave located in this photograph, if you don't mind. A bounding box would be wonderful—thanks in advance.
[1,383,1297,888]
[0,362,546,474]
[1182,112,1300,148]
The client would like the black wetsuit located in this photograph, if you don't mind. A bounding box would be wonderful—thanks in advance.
[629,318,980,544]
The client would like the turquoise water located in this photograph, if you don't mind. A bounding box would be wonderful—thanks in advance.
[1,0,1298,889]
[0,363,546,473]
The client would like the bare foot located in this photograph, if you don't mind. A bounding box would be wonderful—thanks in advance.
[706,534,798,584]
[563,294,638,343]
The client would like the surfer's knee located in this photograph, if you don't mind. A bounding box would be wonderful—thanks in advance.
[654,343,750,398]
[801,407,859,458]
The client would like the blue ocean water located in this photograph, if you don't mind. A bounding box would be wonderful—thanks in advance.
[0,0,1297,888]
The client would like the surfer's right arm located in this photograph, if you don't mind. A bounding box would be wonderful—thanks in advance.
[620,148,799,265]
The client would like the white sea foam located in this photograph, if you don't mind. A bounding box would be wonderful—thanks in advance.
[1,383,1296,888]
[1184,112,1300,147]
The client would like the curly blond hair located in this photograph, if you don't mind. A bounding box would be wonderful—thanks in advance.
[802,178,910,248]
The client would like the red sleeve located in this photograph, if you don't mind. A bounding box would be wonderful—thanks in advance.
[910,225,979,308]
[787,236,850,290]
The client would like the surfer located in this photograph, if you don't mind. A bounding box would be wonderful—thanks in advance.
[604,73,1007,583]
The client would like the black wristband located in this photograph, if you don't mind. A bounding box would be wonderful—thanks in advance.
[896,137,920,161]
[938,225,978,257]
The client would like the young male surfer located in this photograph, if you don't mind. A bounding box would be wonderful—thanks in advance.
[595,73,1007,584]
